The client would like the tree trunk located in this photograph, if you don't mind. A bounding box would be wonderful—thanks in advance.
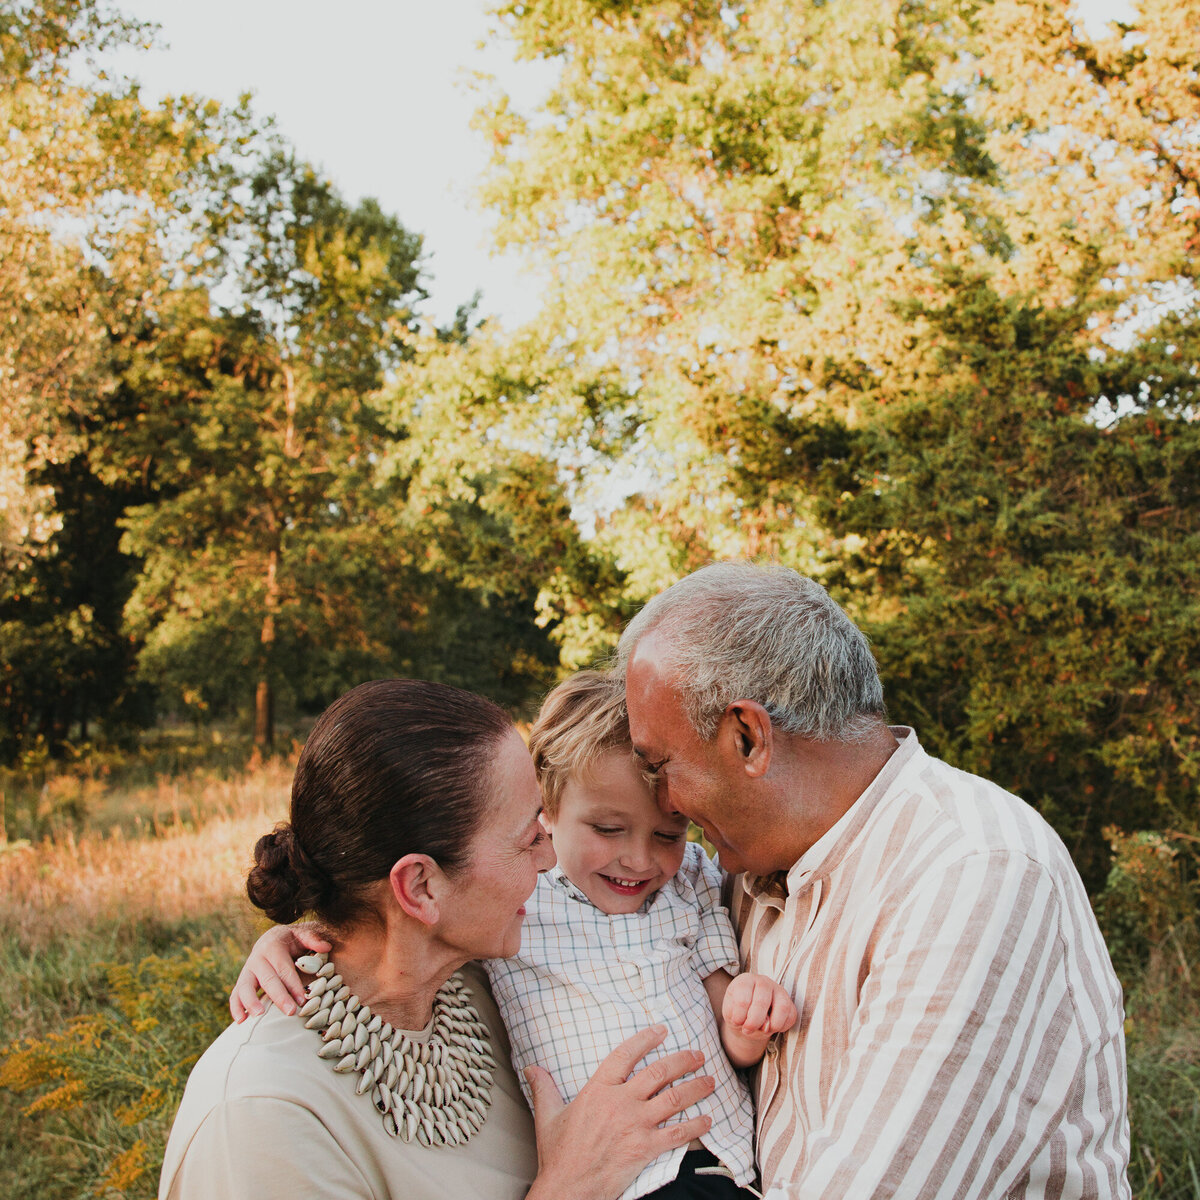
[255,546,280,752]
[254,677,274,752]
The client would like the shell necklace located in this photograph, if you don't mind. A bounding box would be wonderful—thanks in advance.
[295,952,494,1147]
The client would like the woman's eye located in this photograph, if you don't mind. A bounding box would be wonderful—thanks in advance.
[592,826,621,836]
[530,828,547,846]
[655,832,685,843]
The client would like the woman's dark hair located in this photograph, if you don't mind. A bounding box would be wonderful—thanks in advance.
[246,679,513,928]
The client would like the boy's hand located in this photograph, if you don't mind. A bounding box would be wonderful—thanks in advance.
[229,924,331,1022]
[719,973,797,1067]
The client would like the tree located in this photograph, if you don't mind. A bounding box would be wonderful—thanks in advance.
[475,0,1200,871]
[116,154,427,749]
[0,0,241,758]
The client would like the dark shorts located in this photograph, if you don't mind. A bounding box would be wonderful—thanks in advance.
[641,1148,759,1200]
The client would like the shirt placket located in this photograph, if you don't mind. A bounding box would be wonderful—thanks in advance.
[755,876,823,1147]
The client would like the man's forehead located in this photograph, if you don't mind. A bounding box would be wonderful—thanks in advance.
[625,641,683,755]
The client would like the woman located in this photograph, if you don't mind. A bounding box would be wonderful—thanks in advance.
[160,679,716,1200]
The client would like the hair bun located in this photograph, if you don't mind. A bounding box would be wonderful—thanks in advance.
[246,823,327,925]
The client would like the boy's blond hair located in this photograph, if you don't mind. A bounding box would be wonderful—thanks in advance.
[528,670,632,817]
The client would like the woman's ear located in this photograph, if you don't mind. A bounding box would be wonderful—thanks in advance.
[722,700,773,778]
[389,854,443,926]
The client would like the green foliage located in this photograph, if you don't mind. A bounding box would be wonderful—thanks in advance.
[808,273,1200,884]
[0,942,243,1200]
[478,0,1200,879]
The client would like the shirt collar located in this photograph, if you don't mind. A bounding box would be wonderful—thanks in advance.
[739,726,922,906]
[547,864,591,904]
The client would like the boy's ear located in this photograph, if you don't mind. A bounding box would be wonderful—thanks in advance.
[389,854,444,926]
[721,700,772,778]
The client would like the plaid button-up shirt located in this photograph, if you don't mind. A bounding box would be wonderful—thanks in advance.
[484,841,756,1200]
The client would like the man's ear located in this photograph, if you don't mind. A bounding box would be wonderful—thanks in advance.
[722,700,773,778]
[389,854,443,926]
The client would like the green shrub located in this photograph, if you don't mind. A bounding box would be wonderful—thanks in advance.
[0,943,241,1199]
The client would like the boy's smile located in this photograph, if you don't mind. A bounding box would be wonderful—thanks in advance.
[545,750,690,915]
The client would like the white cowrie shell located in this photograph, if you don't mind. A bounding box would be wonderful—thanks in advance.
[346,996,362,1015]
[325,974,343,990]
[354,1024,368,1052]
[374,1084,392,1114]
[317,962,336,979]
[356,1068,374,1095]
[307,976,330,997]
[332,985,351,1004]
[318,1041,343,1059]
[298,995,323,1018]
[416,1120,432,1148]
[334,1053,357,1073]
[296,954,327,974]
[369,1033,381,1058]
[366,1014,382,1034]
[304,1008,331,1030]
[395,1067,411,1097]
[385,1061,398,1090]
[355,1044,372,1072]
[381,1041,393,1068]
[383,1110,399,1138]
[323,1019,343,1041]
[327,1000,347,1025]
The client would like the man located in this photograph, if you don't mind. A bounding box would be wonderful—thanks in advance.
[618,561,1130,1199]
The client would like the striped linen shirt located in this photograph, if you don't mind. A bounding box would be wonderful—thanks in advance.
[484,841,756,1200]
[729,727,1130,1200]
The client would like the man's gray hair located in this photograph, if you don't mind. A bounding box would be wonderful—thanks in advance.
[616,561,885,742]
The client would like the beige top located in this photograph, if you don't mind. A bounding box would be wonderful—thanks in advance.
[159,962,538,1200]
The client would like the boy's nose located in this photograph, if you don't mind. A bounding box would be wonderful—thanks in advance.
[620,843,654,873]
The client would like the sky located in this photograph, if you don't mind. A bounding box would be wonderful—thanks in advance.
[103,0,1131,331]
[103,1,558,330]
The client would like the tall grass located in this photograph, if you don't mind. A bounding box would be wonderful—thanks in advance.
[0,749,1197,1199]
[0,749,291,1199]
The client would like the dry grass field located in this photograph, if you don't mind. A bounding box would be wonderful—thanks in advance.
[1,746,1196,1199]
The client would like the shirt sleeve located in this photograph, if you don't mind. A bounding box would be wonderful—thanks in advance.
[679,841,741,979]
[763,850,1125,1199]
[161,1097,376,1200]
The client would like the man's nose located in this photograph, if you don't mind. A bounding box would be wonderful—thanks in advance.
[654,778,681,817]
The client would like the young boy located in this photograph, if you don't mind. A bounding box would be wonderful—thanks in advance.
[486,670,796,1200]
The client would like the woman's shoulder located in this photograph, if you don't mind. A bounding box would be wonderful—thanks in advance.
[178,1004,340,1111]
